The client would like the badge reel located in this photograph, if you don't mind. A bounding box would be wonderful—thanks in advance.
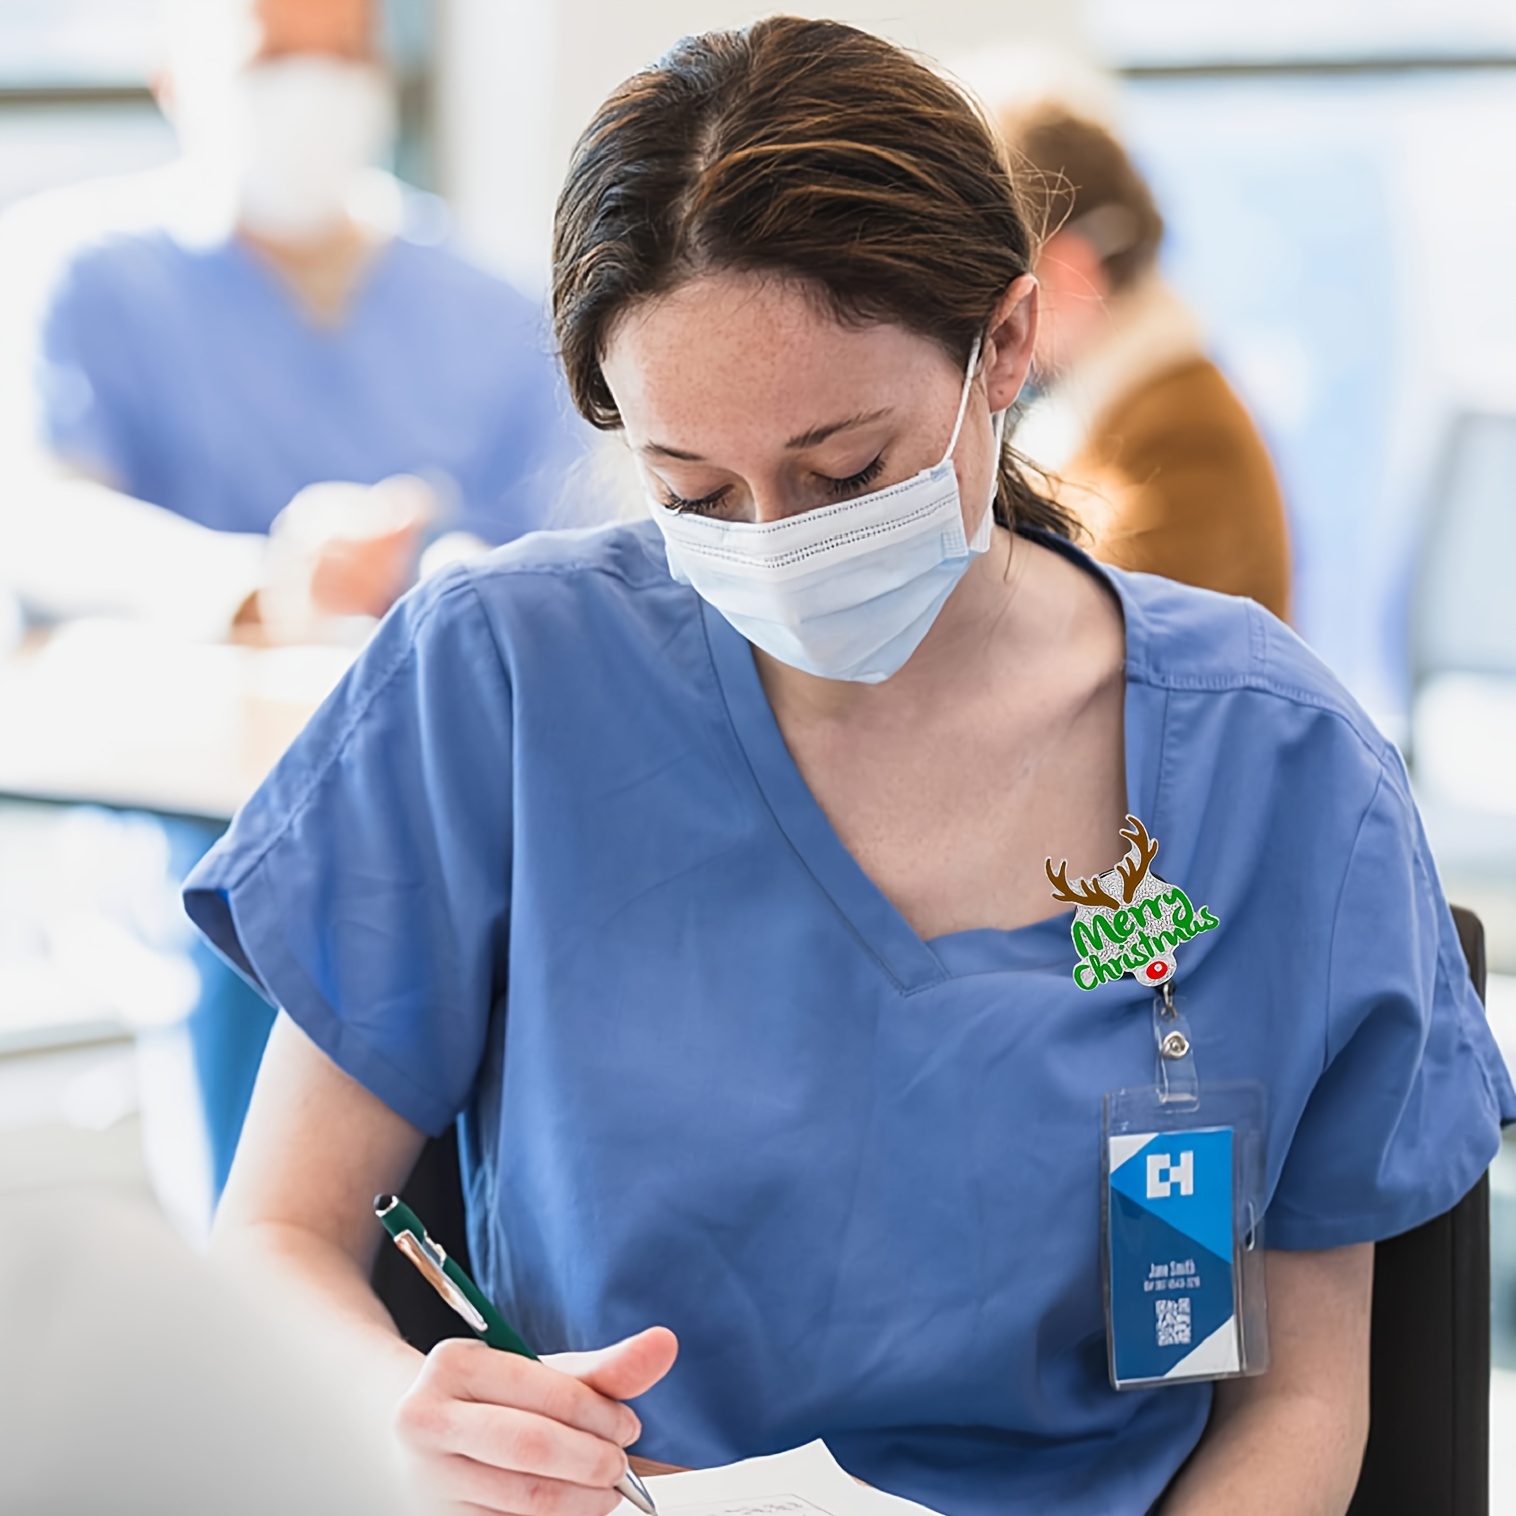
[1102,984,1268,1389]
[1045,814,1267,1392]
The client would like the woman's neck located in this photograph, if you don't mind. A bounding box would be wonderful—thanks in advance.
[754,524,1045,725]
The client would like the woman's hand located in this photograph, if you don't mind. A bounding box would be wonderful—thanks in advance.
[258,475,435,636]
[396,1326,679,1516]
[214,1018,679,1515]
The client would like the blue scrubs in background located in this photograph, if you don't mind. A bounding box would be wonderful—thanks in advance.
[37,225,587,542]
[35,213,587,1192]
[187,525,1514,1515]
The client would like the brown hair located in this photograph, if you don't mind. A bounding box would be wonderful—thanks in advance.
[998,104,1164,293]
[551,15,1073,538]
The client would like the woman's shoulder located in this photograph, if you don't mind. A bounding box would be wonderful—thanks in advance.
[1113,564,1401,778]
[412,519,677,629]
[467,517,670,589]
[381,519,699,695]
[278,520,681,736]
[185,521,687,918]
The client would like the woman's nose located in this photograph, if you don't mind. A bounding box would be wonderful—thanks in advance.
[748,486,815,525]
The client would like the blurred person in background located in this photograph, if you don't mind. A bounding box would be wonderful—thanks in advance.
[0,0,588,1232]
[1,0,587,639]
[1000,103,1292,621]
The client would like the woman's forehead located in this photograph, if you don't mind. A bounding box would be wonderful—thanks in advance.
[602,273,954,436]
[608,273,868,357]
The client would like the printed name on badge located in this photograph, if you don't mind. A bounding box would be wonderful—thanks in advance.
[1046,815,1218,990]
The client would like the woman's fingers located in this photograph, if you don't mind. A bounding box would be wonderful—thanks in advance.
[410,1451,625,1516]
[438,1401,632,1487]
[420,1338,642,1446]
[547,1326,680,1404]
[395,1331,680,1515]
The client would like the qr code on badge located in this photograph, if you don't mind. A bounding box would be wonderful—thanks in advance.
[1156,1296,1192,1347]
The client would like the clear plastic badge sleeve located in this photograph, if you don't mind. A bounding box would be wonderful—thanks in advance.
[1102,1075,1269,1390]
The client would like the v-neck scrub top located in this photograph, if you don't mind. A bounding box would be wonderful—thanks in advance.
[185,522,1514,1516]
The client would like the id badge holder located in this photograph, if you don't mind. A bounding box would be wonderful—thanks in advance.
[1102,985,1268,1390]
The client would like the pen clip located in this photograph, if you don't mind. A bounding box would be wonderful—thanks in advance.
[393,1229,489,1333]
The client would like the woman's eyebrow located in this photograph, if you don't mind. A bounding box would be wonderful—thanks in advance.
[784,408,891,449]
[641,407,893,462]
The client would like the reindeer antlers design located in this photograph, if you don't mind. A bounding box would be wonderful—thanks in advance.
[1045,858,1121,911]
[1116,814,1159,902]
[1045,815,1161,911]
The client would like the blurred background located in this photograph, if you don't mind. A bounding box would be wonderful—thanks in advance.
[0,0,1512,1500]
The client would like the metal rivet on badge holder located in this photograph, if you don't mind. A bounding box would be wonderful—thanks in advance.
[1046,816,1219,991]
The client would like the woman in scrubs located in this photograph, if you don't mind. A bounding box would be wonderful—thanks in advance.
[190,18,1513,1516]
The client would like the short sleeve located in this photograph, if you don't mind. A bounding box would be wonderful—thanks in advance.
[1266,764,1515,1249]
[184,568,513,1135]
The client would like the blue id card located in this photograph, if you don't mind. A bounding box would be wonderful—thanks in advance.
[1103,1084,1268,1389]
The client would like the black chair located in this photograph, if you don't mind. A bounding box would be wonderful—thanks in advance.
[375,910,1497,1512]
[1348,904,1492,1516]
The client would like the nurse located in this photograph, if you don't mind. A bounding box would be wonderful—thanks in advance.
[7,0,591,1212]
[21,0,587,629]
[189,18,1514,1516]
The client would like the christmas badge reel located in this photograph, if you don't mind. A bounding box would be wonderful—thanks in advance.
[1047,816,1269,1390]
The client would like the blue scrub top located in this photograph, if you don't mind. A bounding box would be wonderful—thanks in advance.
[37,227,587,543]
[186,523,1515,1516]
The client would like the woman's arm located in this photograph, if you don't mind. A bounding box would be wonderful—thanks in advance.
[0,470,268,635]
[213,1010,431,1405]
[1158,1244,1373,1516]
[215,1012,676,1515]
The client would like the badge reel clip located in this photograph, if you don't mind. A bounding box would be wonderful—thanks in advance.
[1101,981,1269,1390]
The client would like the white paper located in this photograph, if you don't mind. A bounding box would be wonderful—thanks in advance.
[626,1441,945,1516]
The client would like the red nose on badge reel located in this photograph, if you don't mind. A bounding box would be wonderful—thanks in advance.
[1045,816,1219,993]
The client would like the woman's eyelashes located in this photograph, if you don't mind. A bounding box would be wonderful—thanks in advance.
[660,453,888,516]
[664,484,732,515]
[824,454,885,497]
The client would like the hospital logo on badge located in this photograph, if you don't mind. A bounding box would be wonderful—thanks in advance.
[1146,1151,1195,1199]
[1046,815,1219,991]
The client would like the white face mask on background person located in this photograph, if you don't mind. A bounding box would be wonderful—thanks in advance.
[649,338,1007,684]
[232,55,395,241]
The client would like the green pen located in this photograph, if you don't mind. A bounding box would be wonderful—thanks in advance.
[374,1195,658,1515]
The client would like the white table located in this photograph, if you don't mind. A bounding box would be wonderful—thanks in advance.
[0,620,352,819]
[0,621,352,1055]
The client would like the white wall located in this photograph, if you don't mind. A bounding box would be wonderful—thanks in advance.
[438,0,1091,296]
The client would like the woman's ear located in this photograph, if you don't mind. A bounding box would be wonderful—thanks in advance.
[982,274,1038,413]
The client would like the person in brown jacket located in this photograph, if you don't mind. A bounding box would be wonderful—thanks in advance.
[1000,103,1292,621]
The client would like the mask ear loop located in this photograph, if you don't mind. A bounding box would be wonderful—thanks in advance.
[941,335,983,464]
[943,332,1010,464]
[946,334,1007,553]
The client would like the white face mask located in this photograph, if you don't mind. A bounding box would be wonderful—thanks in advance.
[232,56,394,241]
[649,339,1006,684]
